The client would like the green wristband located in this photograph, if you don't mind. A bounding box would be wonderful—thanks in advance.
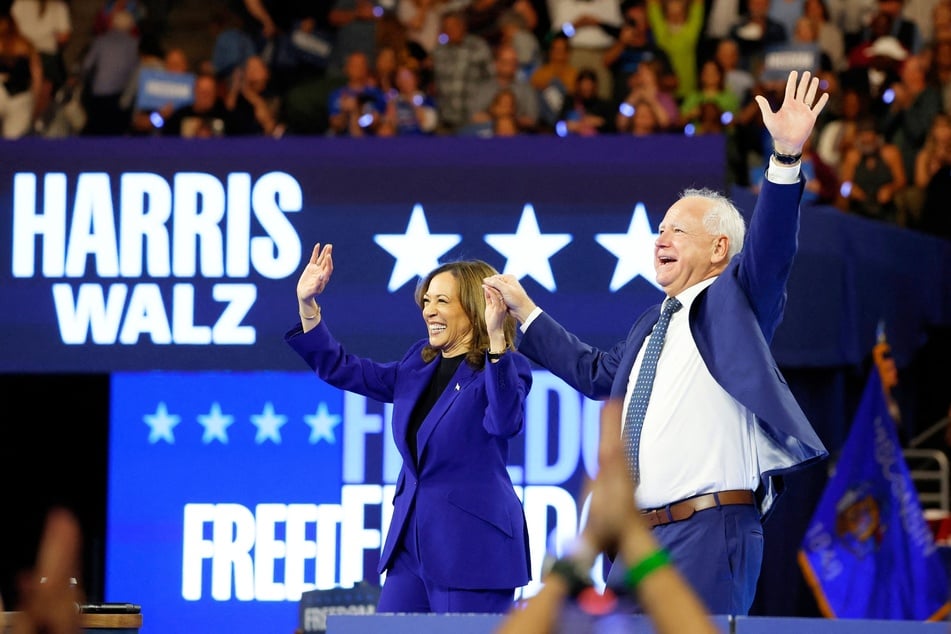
[625,548,671,589]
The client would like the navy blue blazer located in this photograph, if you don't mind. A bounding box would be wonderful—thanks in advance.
[519,176,829,521]
[286,321,533,589]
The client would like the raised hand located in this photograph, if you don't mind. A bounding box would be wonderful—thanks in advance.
[297,243,334,304]
[755,70,829,156]
[482,274,538,324]
[483,284,507,338]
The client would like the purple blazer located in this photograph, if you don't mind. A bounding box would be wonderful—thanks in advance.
[286,321,533,589]
[519,176,829,521]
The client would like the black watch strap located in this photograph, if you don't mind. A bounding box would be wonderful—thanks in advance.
[773,151,803,165]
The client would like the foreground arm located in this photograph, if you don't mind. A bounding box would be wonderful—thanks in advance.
[11,508,83,634]
[494,400,720,634]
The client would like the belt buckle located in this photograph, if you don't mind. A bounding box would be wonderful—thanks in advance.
[642,507,671,527]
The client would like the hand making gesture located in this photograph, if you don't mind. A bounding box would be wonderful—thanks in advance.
[755,70,830,158]
[296,243,334,330]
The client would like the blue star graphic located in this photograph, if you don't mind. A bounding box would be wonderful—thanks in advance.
[374,204,462,292]
[304,402,341,444]
[595,202,663,292]
[198,402,234,444]
[484,204,572,291]
[250,402,288,444]
[144,402,180,444]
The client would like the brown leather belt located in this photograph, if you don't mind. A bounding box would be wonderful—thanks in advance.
[640,490,755,528]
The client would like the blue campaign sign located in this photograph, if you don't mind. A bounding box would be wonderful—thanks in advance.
[760,43,822,82]
[0,135,725,373]
[107,369,605,633]
[135,68,196,111]
[108,372,348,633]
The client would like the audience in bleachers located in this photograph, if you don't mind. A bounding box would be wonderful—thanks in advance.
[3,0,951,239]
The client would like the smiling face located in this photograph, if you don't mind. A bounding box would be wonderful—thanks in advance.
[654,196,729,297]
[421,271,474,357]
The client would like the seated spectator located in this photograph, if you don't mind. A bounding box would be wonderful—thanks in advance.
[618,94,668,135]
[615,59,679,132]
[160,73,231,137]
[836,115,907,223]
[679,58,740,130]
[488,88,520,136]
[499,8,541,80]
[372,44,400,96]
[555,67,614,135]
[713,37,754,106]
[224,54,283,137]
[124,43,192,136]
[815,85,869,174]
[881,53,943,185]
[897,111,951,228]
[431,10,494,134]
[326,50,386,137]
[469,42,540,133]
[378,62,438,136]
[530,33,578,130]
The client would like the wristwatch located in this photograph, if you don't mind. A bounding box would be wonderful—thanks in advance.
[772,151,802,165]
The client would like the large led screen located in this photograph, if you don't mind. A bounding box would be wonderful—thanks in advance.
[0,135,725,372]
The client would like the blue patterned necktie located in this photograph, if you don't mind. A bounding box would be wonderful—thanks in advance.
[623,297,683,483]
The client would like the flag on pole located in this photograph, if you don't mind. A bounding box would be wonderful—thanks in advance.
[798,352,951,620]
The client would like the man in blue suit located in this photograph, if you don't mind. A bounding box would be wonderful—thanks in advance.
[483,70,830,616]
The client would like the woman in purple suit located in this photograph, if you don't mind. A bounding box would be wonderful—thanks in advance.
[286,244,533,614]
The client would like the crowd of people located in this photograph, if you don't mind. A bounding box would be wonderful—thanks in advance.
[0,0,948,237]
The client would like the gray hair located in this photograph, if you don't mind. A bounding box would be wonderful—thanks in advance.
[680,187,746,259]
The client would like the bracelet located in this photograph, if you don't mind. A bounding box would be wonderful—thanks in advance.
[624,548,671,589]
[299,308,320,320]
[487,350,506,361]
[772,151,802,165]
[547,557,593,599]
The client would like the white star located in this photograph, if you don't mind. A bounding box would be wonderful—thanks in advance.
[595,202,663,292]
[198,402,234,444]
[374,204,462,292]
[144,402,180,444]
[250,402,287,445]
[304,402,341,444]
[484,204,572,291]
